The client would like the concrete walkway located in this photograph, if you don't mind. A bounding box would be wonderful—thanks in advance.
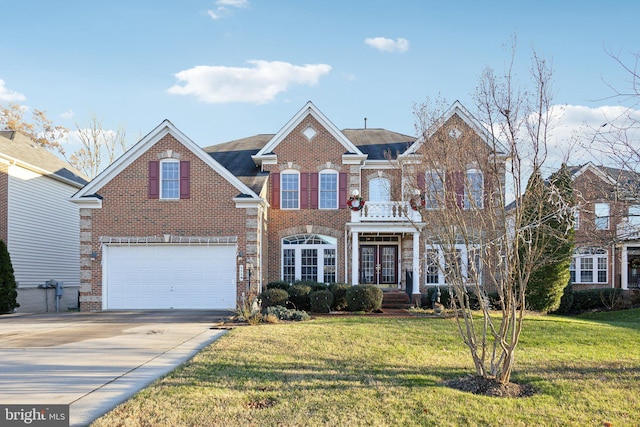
[0,310,232,426]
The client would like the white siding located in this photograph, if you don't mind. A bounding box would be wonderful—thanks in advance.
[7,165,80,288]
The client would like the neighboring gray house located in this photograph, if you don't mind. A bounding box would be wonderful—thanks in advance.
[0,131,88,312]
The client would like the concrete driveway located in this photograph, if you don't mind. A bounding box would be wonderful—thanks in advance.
[0,310,232,427]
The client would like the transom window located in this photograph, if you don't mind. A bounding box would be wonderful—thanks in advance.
[281,172,299,209]
[570,247,607,284]
[281,234,337,283]
[319,171,338,209]
[161,160,180,199]
[464,169,484,209]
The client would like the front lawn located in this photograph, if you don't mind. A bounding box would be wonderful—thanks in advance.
[92,310,640,426]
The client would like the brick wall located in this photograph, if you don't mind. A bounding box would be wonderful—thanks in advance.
[80,134,253,311]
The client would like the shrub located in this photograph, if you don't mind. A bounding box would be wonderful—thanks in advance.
[266,281,291,291]
[0,240,19,314]
[264,305,310,321]
[288,284,312,311]
[310,290,334,313]
[296,281,328,293]
[554,281,574,314]
[346,284,383,312]
[557,288,624,314]
[329,283,350,310]
[235,297,262,325]
[421,287,451,308]
[259,288,289,310]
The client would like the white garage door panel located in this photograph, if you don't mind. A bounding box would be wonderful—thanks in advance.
[105,245,236,310]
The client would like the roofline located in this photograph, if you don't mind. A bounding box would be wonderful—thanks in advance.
[0,153,85,188]
[71,120,261,201]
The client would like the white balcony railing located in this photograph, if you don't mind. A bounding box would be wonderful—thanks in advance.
[350,201,422,223]
[617,219,640,240]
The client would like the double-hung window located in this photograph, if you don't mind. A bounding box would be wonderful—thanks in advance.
[281,172,299,209]
[570,247,608,284]
[319,171,338,209]
[424,170,444,209]
[281,234,337,283]
[160,160,180,199]
[629,205,640,226]
[595,203,610,230]
[464,169,484,209]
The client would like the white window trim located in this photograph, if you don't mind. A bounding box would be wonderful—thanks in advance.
[319,170,339,210]
[424,244,482,286]
[424,170,444,210]
[595,202,610,230]
[570,248,608,284]
[464,169,484,210]
[160,159,180,200]
[280,170,300,210]
[281,235,338,283]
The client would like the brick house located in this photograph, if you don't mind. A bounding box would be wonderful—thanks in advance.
[1,131,88,312]
[569,163,640,290]
[71,101,506,311]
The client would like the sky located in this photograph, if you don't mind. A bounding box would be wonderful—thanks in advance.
[1,0,639,175]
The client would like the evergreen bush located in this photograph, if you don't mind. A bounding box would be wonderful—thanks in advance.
[346,284,382,312]
[264,305,310,321]
[266,281,291,291]
[288,283,312,311]
[310,290,334,313]
[0,240,19,314]
[259,288,289,310]
[329,283,350,310]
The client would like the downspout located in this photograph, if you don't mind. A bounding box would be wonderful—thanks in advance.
[344,228,348,284]
[612,242,616,289]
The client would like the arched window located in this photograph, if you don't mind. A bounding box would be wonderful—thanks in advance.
[369,177,390,202]
[281,234,337,283]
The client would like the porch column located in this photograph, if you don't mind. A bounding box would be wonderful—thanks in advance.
[621,245,628,290]
[351,231,359,285]
[412,232,420,301]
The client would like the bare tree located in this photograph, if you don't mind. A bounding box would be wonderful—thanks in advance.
[70,113,127,178]
[410,47,574,386]
[0,103,67,155]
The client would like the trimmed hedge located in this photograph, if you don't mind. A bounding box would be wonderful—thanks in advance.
[288,283,312,311]
[329,283,350,310]
[266,281,291,291]
[264,305,310,321]
[310,290,334,313]
[346,284,383,312]
[557,288,624,314]
[259,288,289,310]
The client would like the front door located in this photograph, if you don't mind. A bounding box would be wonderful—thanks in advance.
[360,245,397,286]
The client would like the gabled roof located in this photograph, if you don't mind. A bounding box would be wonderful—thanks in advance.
[71,120,261,201]
[0,131,88,187]
[401,100,507,157]
[252,101,366,164]
[567,163,618,185]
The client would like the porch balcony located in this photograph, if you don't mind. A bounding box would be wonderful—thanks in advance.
[617,220,640,240]
[350,201,422,223]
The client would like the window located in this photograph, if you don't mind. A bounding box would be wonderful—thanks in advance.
[424,170,444,209]
[369,177,391,202]
[595,203,610,230]
[629,205,640,226]
[424,244,482,286]
[161,160,179,199]
[281,234,337,283]
[574,209,580,230]
[281,172,299,209]
[319,171,338,209]
[464,169,484,209]
[571,247,608,284]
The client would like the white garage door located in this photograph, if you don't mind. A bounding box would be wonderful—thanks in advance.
[104,244,237,310]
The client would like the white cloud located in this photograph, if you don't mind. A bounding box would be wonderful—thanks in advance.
[0,79,26,102]
[207,0,248,20]
[61,109,75,119]
[364,37,409,53]
[167,60,332,104]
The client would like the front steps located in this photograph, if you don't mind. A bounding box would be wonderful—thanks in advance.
[382,291,412,309]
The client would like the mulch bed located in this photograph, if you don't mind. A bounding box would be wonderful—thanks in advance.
[444,375,536,398]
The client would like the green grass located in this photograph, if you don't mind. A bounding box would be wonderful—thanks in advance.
[91,309,640,427]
